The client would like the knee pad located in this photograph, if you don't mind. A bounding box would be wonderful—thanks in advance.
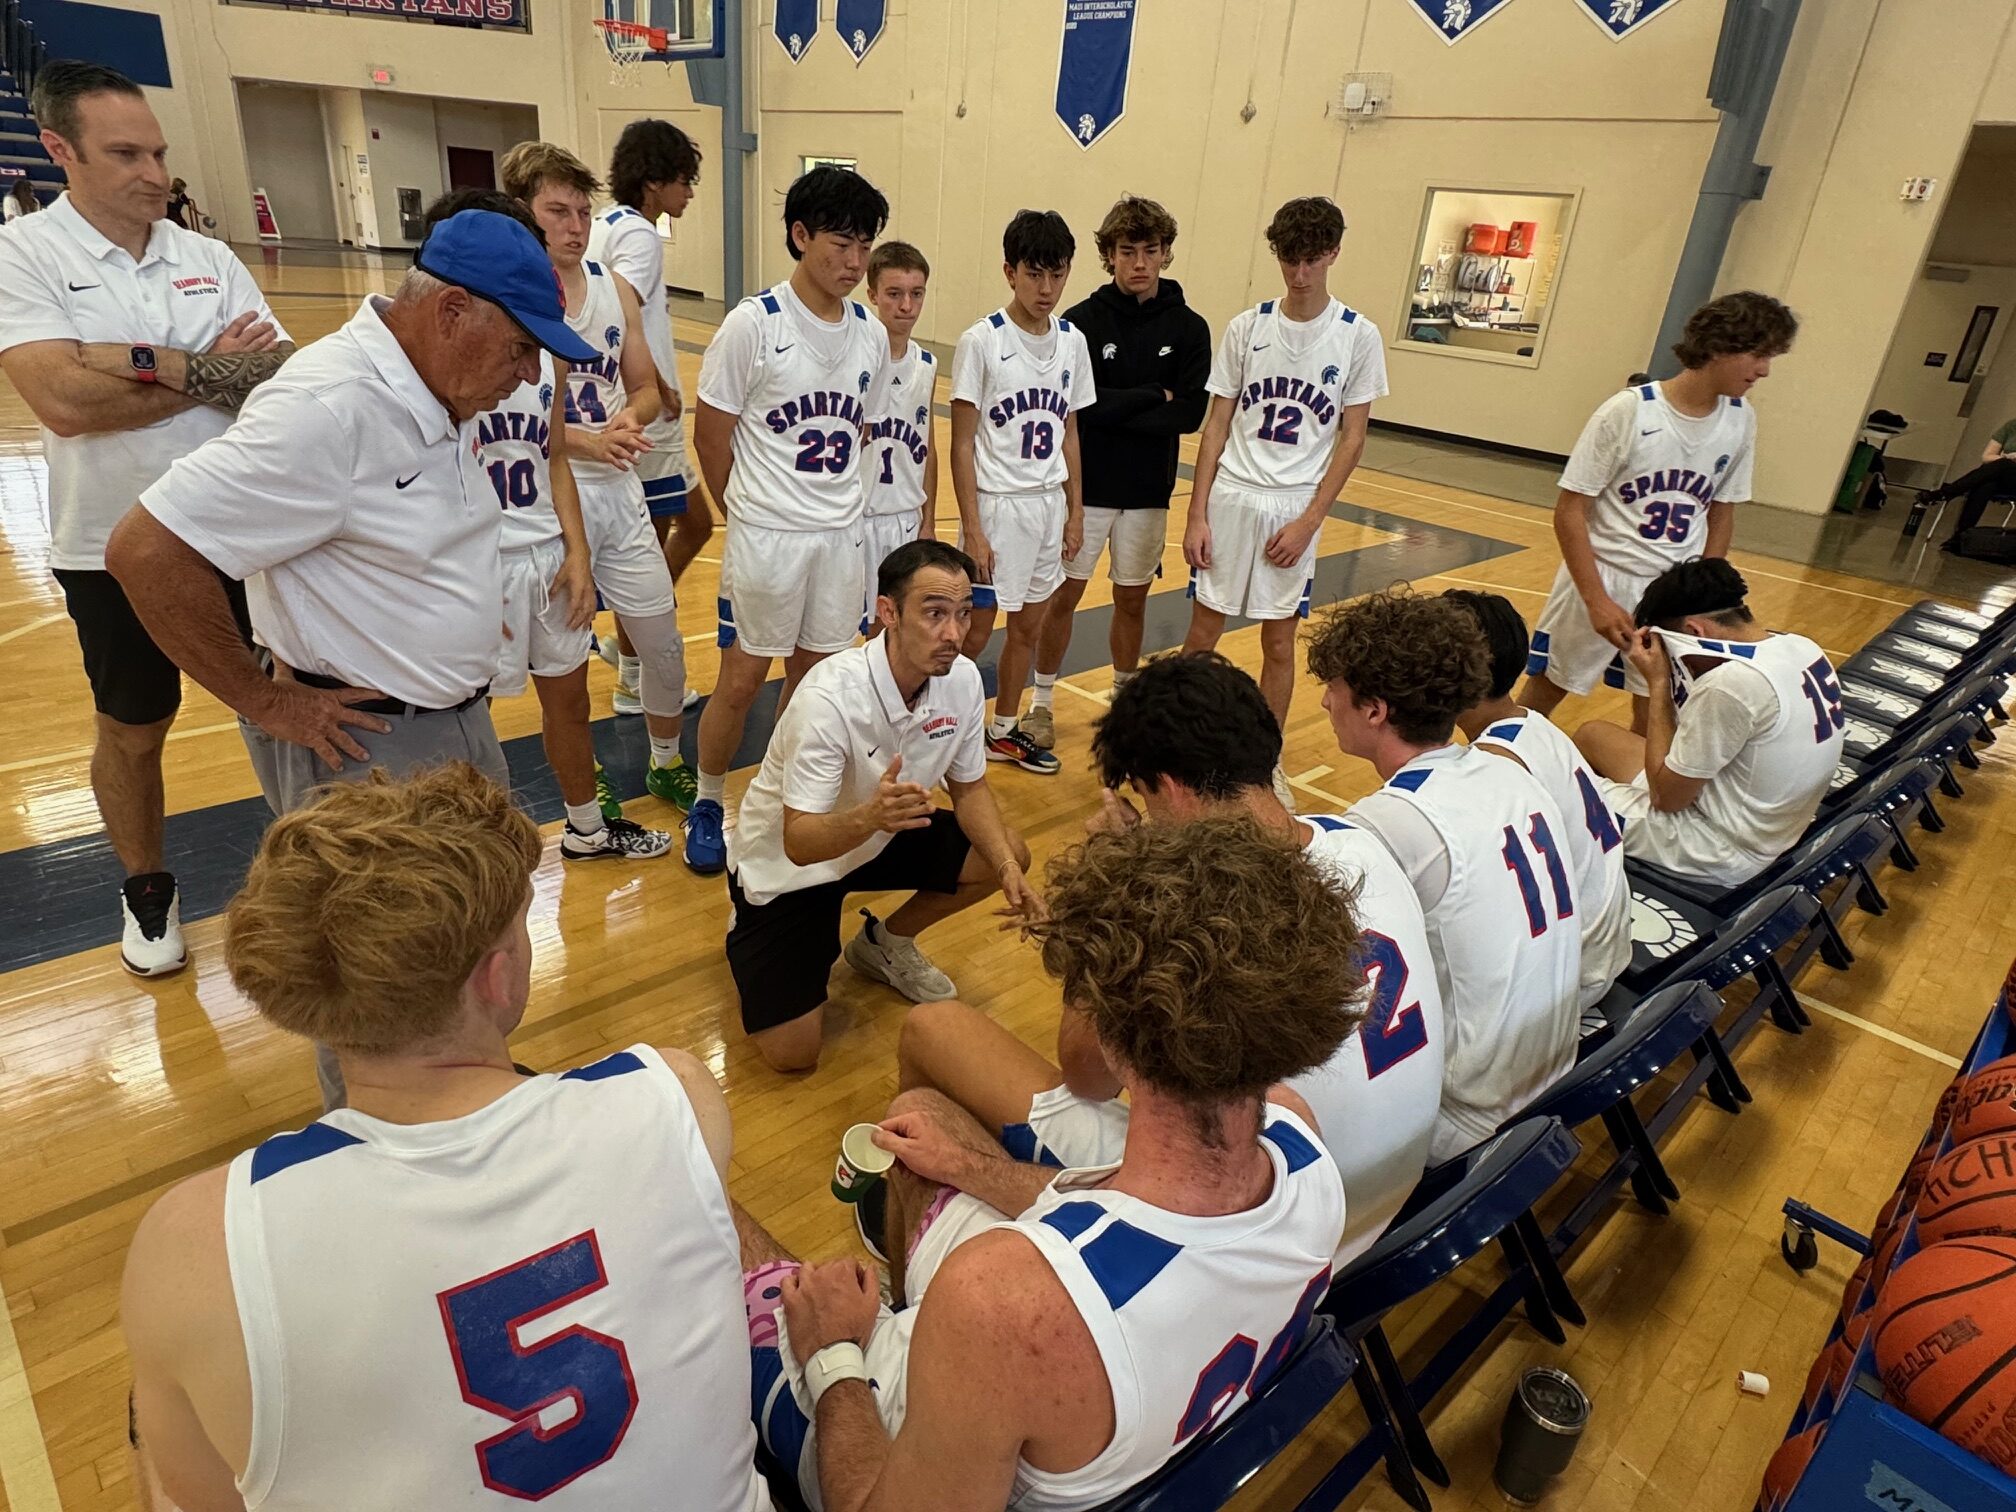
[623,610,688,719]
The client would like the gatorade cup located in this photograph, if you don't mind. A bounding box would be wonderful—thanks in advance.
[831,1122,896,1203]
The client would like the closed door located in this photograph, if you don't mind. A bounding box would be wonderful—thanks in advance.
[445,147,496,192]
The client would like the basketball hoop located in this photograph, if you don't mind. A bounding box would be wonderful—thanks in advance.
[593,18,669,87]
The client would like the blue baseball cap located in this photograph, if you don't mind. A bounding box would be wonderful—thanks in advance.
[416,209,597,363]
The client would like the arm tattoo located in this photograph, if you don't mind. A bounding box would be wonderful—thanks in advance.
[177,343,298,410]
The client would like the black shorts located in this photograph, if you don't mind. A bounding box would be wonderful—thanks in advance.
[726,808,972,1035]
[53,567,250,726]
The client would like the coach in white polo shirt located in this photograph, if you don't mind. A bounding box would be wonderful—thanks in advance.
[727,539,1036,1073]
[0,61,293,979]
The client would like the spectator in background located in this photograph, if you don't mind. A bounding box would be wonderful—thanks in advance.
[1922,416,2016,553]
[4,177,40,221]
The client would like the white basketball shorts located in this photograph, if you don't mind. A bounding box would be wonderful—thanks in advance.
[495,537,593,697]
[719,519,865,658]
[1529,562,1654,698]
[578,471,677,618]
[635,427,695,519]
[863,509,923,623]
[1065,506,1166,588]
[966,488,1066,614]
[1190,480,1318,621]
[999,1085,1132,1169]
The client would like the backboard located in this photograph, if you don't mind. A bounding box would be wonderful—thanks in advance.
[599,0,723,62]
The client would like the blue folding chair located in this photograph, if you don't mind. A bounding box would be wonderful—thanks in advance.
[1517,980,1724,1224]
[1086,1318,1361,1512]
[1301,1118,1583,1512]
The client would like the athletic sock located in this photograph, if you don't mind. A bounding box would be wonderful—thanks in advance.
[697,768,726,804]
[988,714,1018,741]
[564,799,605,836]
[1031,672,1056,711]
[649,736,681,767]
[1111,667,1137,692]
[617,652,641,688]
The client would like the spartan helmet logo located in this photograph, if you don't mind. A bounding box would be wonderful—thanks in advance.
[1715,453,1731,474]
[604,325,622,351]
[1442,0,1473,30]
[1609,0,1646,25]
[788,32,805,56]
[1102,342,1117,360]
[1322,364,1341,386]
[1062,369,1071,389]
[915,405,929,427]
[539,383,553,408]
[1629,892,1699,961]
[858,370,871,394]
[851,27,867,55]
[1077,114,1097,142]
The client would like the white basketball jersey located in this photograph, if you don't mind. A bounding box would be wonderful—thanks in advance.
[223,1048,769,1512]
[948,310,1096,495]
[475,352,562,552]
[1560,384,1758,579]
[1657,630,1847,879]
[562,260,632,487]
[865,340,935,517]
[1296,817,1446,1269]
[1473,710,1633,1002]
[1206,298,1389,494]
[588,206,684,452]
[1355,745,1581,1159]
[698,283,890,531]
[991,1107,1343,1509]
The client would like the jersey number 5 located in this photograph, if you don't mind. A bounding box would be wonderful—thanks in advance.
[438,1231,638,1500]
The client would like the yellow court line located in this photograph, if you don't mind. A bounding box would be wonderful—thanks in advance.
[0,1264,62,1512]
[0,612,61,648]
[1739,564,1915,609]
[1795,991,1964,1069]
[1424,573,1549,599]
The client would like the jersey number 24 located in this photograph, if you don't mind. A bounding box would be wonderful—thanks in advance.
[438,1231,637,1500]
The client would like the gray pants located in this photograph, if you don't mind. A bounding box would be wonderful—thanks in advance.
[240,700,511,1111]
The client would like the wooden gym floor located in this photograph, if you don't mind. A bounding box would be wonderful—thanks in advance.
[0,247,2012,1512]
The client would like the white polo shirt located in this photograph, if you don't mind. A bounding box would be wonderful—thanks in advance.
[142,296,500,709]
[729,635,988,906]
[0,193,286,571]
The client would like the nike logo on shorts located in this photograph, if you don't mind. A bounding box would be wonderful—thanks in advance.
[396,473,420,489]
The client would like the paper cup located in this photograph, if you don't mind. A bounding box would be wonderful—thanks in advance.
[831,1122,896,1203]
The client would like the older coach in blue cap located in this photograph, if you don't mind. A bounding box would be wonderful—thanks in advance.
[107,209,597,1103]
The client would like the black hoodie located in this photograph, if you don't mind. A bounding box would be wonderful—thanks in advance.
[1063,278,1212,511]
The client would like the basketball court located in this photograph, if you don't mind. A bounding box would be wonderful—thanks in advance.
[3,2,2016,1509]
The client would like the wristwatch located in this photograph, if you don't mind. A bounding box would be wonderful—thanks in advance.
[129,345,157,383]
[803,1341,869,1406]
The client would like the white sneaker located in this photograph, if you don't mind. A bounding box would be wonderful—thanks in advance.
[1272,766,1297,813]
[596,636,620,670]
[683,685,702,710]
[121,872,188,977]
[562,816,674,861]
[612,680,643,717]
[843,910,956,1002]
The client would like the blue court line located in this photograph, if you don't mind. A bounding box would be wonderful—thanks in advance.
[0,500,1518,976]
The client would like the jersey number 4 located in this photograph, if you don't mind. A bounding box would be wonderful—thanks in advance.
[1357,930,1429,1078]
[1501,812,1575,937]
[438,1231,638,1500]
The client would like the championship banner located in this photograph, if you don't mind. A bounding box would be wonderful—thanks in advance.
[1403,0,1519,45]
[835,0,886,63]
[773,0,818,61]
[1574,0,1683,40]
[1054,0,1137,150]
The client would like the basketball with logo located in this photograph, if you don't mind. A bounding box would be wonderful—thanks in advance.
[1872,1236,2016,1472]
[1952,1056,2016,1145]
[1914,1134,2016,1246]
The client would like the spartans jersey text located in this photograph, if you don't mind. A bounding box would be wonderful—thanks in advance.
[986,385,1071,429]
[763,391,868,433]
[1236,374,1337,429]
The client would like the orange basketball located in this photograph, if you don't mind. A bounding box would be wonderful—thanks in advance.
[1872,1236,2016,1472]
[1915,1134,2016,1245]
[1840,1254,1875,1323]
[1953,1057,2016,1145]
[1928,1070,1969,1147]
[1758,1425,1823,1512]
[1798,1343,1836,1415]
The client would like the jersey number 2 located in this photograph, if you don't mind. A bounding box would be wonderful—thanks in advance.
[1357,930,1429,1079]
[438,1231,638,1500]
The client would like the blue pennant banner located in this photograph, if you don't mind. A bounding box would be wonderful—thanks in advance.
[773,0,818,61]
[835,0,886,63]
[1574,0,1683,40]
[1055,0,1138,151]
[1403,0,1518,46]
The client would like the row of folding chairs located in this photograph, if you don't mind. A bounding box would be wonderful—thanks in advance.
[1128,599,2016,1512]
[757,600,2016,1512]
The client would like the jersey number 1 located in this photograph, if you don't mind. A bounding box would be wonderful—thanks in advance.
[438,1231,638,1500]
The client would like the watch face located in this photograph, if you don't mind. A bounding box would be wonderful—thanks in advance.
[130,346,156,373]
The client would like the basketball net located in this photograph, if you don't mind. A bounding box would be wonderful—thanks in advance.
[593,18,668,88]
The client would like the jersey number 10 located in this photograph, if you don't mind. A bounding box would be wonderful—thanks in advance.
[438,1231,638,1500]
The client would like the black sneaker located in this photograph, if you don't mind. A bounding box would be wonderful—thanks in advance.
[984,725,1061,775]
[854,1179,891,1265]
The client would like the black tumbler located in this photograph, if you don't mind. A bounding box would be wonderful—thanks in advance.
[1494,1366,1590,1504]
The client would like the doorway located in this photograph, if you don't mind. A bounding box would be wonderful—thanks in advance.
[445,146,496,192]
